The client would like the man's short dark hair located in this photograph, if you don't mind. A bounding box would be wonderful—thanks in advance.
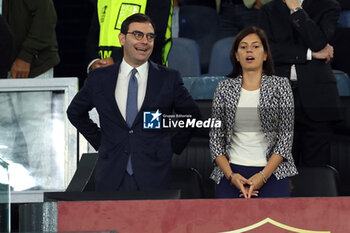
[120,13,156,34]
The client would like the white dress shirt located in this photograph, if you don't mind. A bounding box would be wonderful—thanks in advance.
[115,59,149,120]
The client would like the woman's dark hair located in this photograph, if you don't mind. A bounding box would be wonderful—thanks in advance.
[120,13,156,34]
[227,26,275,78]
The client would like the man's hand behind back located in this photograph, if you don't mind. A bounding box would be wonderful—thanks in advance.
[90,57,114,70]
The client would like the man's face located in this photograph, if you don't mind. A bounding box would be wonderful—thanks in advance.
[119,22,155,67]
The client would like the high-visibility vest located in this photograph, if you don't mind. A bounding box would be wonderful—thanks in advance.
[97,0,173,66]
[162,1,173,66]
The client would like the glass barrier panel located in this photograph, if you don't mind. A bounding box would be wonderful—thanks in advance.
[0,157,10,232]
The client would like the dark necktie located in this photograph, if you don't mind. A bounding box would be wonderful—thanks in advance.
[125,68,138,175]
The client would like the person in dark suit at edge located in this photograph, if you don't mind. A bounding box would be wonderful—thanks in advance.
[0,15,12,78]
[67,14,200,191]
[259,0,342,166]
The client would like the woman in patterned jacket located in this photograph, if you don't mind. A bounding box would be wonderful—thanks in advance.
[209,26,298,198]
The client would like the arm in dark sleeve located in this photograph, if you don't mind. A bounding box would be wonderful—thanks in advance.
[171,72,201,154]
[259,5,308,64]
[86,3,100,64]
[290,2,340,52]
[0,15,13,77]
[259,2,340,65]
[67,74,101,150]
[20,0,57,64]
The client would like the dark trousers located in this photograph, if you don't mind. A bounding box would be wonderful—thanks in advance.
[117,172,140,191]
[215,164,291,198]
[292,88,335,166]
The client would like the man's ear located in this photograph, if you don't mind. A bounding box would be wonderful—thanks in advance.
[119,33,125,46]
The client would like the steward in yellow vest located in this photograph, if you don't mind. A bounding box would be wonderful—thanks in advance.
[87,0,173,70]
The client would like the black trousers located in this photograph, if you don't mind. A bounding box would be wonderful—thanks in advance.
[292,87,335,166]
[117,172,140,191]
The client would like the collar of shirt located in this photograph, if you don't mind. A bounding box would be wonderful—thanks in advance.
[116,59,149,120]
[119,59,149,82]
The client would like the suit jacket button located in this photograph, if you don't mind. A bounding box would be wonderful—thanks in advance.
[129,130,133,134]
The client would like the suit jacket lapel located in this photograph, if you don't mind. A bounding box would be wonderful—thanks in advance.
[104,62,129,127]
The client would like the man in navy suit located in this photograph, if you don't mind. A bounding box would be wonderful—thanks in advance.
[67,14,200,191]
[259,0,342,166]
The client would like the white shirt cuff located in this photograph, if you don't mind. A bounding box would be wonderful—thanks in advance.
[307,49,312,60]
[87,58,100,73]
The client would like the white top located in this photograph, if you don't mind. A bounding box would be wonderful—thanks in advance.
[227,88,268,166]
[115,59,149,120]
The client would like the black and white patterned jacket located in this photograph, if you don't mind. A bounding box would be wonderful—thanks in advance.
[209,74,298,184]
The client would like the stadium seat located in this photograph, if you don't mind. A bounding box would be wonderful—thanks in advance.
[208,37,235,76]
[333,69,350,96]
[290,166,339,197]
[67,153,204,199]
[338,10,350,28]
[170,168,204,198]
[179,5,219,73]
[172,137,215,197]
[189,76,227,100]
[182,76,197,91]
[66,153,98,192]
[168,37,201,77]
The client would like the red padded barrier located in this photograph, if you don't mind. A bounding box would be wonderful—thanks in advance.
[58,197,350,232]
